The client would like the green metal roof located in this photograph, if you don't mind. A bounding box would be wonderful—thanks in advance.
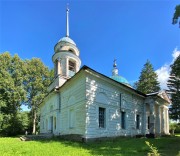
[110,75,129,85]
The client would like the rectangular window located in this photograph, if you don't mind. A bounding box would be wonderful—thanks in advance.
[136,114,140,129]
[46,119,48,130]
[54,117,56,130]
[148,116,150,129]
[69,110,75,128]
[99,107,105,128]
[121,112,126,129]
[43,120,44,129]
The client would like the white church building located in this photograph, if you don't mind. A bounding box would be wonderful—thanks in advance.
[40,8,170,140]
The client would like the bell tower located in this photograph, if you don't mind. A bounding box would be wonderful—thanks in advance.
[48,6,81,92]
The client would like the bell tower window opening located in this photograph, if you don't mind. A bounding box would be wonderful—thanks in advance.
[68,60,76,77]
[69,60,76,72]
[55,59,58,76]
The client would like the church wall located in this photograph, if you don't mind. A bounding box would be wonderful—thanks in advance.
[59,73,86,136]
[85,73,145,139]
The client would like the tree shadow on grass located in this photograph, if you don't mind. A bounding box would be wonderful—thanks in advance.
[34,137,148,156]
[33,137,180,156]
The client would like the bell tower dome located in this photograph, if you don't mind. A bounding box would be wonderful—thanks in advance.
[48,6,81,91]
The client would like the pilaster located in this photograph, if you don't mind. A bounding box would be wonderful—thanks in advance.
[57,58,61,75]
[166,107,170,134]
[143,103,146,135]
[149,102,155,134]
[164,106,169,134]
[66,57,69,77]
[160,106,165,134]
[156,104,161,135]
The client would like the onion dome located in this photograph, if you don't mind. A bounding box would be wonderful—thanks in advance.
[111,75,129,85]
[110,59,130,86]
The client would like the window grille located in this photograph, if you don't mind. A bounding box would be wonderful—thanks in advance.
[99,107,105,128]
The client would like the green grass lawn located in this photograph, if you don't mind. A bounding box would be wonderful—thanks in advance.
[0,136,180,156]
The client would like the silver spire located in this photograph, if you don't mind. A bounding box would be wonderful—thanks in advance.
[66,4,69,37]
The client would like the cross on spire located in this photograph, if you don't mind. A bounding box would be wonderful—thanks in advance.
[112,59,118,76]
[113,59,117,68]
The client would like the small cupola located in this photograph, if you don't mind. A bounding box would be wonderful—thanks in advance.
[110,59,130,86]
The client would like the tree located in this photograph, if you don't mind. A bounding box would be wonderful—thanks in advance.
[0,52,26,135]
[135,60,160,94]
[0,52,53,135]
[23,58,52,134]
[172,5,180,28]
[167,55,180,121]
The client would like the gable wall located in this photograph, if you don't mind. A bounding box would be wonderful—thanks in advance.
[59,73,86,136]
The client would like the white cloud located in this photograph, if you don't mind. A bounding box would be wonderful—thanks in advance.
[172,48,180,63]
[156,48,180,90]
[156,64,170,90]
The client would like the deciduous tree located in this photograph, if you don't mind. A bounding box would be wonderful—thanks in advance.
[24,58,52,134]
[0,52,26,135]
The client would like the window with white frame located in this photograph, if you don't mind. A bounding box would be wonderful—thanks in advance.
[99,107,105,128]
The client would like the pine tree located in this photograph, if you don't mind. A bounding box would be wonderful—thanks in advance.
[167,55,180,121]
[136,60,160,94]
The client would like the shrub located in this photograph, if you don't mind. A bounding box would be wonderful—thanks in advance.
[175,123,180,133]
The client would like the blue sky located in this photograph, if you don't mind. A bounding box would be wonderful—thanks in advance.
[0,0,180,88]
